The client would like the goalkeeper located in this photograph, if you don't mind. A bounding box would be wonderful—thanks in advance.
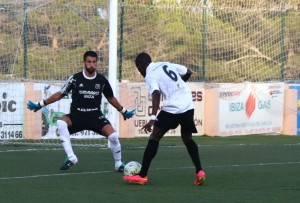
[27,51,135,171]
[123,52,205,185]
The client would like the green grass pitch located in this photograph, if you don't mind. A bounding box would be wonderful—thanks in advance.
[1,135,300,203]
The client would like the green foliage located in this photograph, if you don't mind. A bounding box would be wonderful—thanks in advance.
[0,0,299,82]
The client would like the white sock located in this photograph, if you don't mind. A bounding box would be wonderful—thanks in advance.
[108,132,122,168]
[57,120,77,162]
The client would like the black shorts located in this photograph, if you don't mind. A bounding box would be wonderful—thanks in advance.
[66,111,111,134]
[154,109,197,134]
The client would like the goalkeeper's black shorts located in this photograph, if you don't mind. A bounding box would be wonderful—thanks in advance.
[66,111,111,135]
[154,109,197,134]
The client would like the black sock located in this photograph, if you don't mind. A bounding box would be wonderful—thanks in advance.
[139,139,159,177]
[184,139,203,173]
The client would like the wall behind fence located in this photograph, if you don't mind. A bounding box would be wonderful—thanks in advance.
[1,81,298,141]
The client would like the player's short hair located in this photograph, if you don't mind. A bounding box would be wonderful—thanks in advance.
[135,52,152,67]
[83,51,98,61]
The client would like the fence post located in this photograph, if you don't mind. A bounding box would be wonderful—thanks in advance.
[280,4,287,81]
[201,0,207,82]
[23,0,28,79]
[118,0,125,82]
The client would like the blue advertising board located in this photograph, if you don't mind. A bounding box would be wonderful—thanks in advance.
[289,85,300,135]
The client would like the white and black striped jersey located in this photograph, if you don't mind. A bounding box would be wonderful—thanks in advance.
[60,70,114,113]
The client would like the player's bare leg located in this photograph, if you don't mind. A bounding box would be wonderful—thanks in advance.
[181,133,205,185]
[123,127,167,184]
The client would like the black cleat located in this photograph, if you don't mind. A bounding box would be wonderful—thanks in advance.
[60,157,78,170]
[60,160,74,170]
[116,162,126,172]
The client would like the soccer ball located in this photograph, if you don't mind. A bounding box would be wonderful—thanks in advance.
[123,161,141,176]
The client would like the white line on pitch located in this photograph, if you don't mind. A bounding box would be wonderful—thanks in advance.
[1,161,299,180]
[0,148,62,153]
[2,142,300,153]
[155,161,300,170]
[0,170,113,180]
[208,161,300,168]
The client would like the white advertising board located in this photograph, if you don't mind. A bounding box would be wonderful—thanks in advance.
[218,83,284,136]
[0,83,25,140]
[126,82,204,137]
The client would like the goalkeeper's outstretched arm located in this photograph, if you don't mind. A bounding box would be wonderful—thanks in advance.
[28,75,74,112]
[27,91,64,112]
[43,92,65,106]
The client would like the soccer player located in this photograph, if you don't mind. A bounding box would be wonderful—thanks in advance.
[27,51,135,171]
[123,52,205,185]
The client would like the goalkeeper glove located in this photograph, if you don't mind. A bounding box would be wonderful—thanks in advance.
[119,107,136,120]
[27,100,45,112]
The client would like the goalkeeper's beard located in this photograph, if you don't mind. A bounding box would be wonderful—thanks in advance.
[85,66,96,74]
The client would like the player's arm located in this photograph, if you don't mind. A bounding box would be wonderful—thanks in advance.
[144,78,160,121]
[149,90,161,117]
[141,90,161,133]
[181,68,192,82]
[27,76,74,112]
[27,91,64,112]
[174,63,192,82]
[103,80,135,120]
[106,96,124,112]
[43,92,65,105]
[106,96,136,120]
